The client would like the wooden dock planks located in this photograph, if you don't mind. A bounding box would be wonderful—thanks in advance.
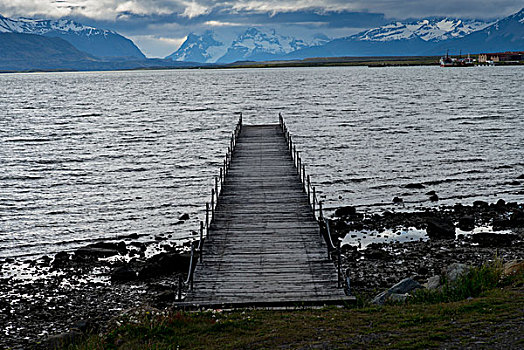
[182,124,352,307]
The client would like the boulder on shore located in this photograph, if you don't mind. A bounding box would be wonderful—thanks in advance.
[458,216,475,231]
[443,263,470,283]
[426,218,455,239]
[111,265,137,283]
[371,278,422,305]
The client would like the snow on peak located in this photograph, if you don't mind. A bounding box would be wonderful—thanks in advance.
[352,18,491,42]
[167,28,330,63]
[166,30,224,62]
[0,14,114,36]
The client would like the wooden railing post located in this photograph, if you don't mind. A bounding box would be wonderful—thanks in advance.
[307,175,311,204]
[220,168,223,189]
[319,201,323,220]
[337,239,342,288]
[302,164,306,191]
[211,189,215,220]
[199,221,204,263]
[215,176,218,202]
[178,275,183,300]
[312,187,316,216]
[206,203,209,233]
[190,242,195,291]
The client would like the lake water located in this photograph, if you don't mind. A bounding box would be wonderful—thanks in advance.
[1,66,523,259]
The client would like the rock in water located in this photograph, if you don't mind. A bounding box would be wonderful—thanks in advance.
[179,213,190,221]
[334,206,356,217]
[458,216,475,231]
[426,218,455,239]
[429,194,439,201]
[405,183,425,189]
[392,196,403,204]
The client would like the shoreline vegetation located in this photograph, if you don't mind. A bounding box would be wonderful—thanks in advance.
[1,199,523,349]
[76,263,524,350]
[1,55,524,74]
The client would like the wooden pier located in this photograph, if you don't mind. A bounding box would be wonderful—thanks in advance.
[179,115,353,308]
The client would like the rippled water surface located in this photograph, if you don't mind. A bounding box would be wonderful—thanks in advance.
[1,66,523,258]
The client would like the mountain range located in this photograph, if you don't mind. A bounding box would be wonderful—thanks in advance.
[167,8,523,63]
[0,15,144,59]
[0,8,522,71]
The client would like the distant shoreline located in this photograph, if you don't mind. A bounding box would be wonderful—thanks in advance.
[2,55,524,74]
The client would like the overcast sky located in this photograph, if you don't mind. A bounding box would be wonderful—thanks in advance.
[0,1,522,57]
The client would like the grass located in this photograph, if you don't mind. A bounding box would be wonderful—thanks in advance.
[411,259,510,304]
[70,262,523,350]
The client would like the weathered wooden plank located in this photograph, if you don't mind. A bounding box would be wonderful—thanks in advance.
[181,123,350,307]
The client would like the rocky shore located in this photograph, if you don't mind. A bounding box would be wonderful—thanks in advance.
[328,200,524,295]
[0,200,523,349]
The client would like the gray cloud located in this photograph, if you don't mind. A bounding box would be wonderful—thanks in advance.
[0,1,522,57]
[1,1,521,20]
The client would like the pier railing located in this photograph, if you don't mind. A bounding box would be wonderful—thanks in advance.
[278,113,343,289]
[178,112,243,300]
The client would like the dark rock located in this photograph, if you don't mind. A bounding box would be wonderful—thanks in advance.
[511,210,524,227]
[508,180,521,186]
[38,255,52,267]
[426,190,436,196]
[179,213,190,221]
[138,252,190,280]
[392,196,403,204]
[426,218,455,239]
[364,248,390,260]
[471,232,517,247]
[72,319,96,333]
[458,216,475,231]
[75,247,119,258]
[334,206,356,217]
[405,183,425,189]
[45,330,83,349]
[417,266,429,275]
[372,278,422,304]
[496,199,506,207]
[89,241,127,255]
[473,200,489,208]
[429,194,439,201]
[52,252,71,267]
[111,265,137,282]
[517,174,524,179]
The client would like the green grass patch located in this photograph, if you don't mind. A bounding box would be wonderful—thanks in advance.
[72,264,523,350]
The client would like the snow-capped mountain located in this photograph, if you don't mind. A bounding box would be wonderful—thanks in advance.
[165,31,224,62]
[284,15,512,59]
[166,28,330,63]
[0,14,144,59]
[352,18,491,42]
[430,8,524,54]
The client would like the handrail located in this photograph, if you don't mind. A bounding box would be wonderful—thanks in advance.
[279,112,343,289]
[179,112,242,300]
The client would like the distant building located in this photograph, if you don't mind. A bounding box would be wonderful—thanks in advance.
[478,51,524,63]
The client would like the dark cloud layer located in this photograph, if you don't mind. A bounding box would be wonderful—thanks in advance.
[0,1,522,57]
